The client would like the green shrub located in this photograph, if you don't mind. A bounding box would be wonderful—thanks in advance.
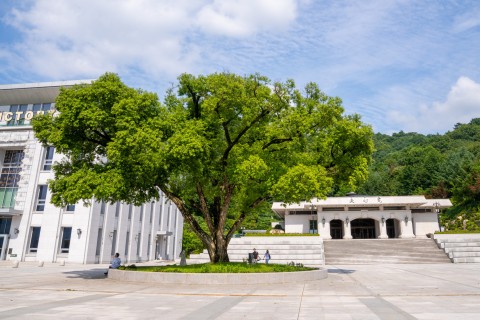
[119,262,316,273]
[244,233,319,237]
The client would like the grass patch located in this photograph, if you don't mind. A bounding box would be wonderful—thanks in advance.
[244,233,319,237]
[118,262,316,273]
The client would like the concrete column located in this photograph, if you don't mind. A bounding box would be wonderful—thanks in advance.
[321,220,332,240]
[399,216,415,238]
[343,219,352,239]
[378,219,388,239]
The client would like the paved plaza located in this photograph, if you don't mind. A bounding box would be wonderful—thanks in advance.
[1,261,479,319]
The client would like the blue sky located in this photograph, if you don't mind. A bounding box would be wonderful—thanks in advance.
[1,0,479,134]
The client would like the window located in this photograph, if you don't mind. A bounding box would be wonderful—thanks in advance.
[309,220,318,234]
[95,228,103,256]
[111,230,117,256]
[139,205,143,222]
[0,217,12,234]
[100,201,106,215]
[158,203,163,226]
[0,150,24,208]
[32,103,52,115]
[29,227,41,253]
[147,234,151,257]
[59,227,72,253]
[125,231,130,256]
[65,204,75,212]
[136,232,141,256]
[115,202,120,217]
[7,104,28,126]
[128,204,132,220]
[35,185,48,211]
[149,202,154,223]
[43,146,55,170]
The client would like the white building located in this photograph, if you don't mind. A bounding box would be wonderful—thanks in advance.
[272,195,452,239]
[0,81,183,264]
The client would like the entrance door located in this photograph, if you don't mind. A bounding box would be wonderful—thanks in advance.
[386,219,396,238]
[330,220,343,239]
[0,235,9,260]
[351,219,376,239]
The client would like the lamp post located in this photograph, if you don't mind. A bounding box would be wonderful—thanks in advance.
[433,201,441,232]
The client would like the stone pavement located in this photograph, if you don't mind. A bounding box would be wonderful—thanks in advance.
[1,261,479,319]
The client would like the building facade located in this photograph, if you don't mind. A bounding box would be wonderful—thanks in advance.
[0,81,183,264]
[272,195,451,239]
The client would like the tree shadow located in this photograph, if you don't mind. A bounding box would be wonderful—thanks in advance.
[327,268,356,274]
[63,268,107,279]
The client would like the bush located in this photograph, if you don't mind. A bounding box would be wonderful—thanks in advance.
[119,262,316,273]
[244,233,319,237]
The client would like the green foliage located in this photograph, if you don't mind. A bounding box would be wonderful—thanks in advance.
[118,262,315,273]
[182,223,205,256]
[244,233,319,237]
[357,118,480,231]
[32,72,373,263]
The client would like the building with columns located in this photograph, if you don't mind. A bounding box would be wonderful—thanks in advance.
[0,81,183,264]
[272,195,451,239]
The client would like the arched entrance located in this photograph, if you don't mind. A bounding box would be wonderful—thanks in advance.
[386,218,399,238]
[330,219,343,239]
[351,218,376,239]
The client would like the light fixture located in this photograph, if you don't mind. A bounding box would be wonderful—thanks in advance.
[322,217,326,226]
[381,217,385,224]
[433,201,440,214]
[14,228,19,235]
[77,228,82,236]
[345,217,349,225]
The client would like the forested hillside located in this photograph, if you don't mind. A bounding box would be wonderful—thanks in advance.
[356,118,480,231]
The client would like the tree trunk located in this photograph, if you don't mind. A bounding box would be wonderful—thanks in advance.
[207,235,230,263]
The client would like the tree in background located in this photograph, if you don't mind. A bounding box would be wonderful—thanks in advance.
[32,72,373,263]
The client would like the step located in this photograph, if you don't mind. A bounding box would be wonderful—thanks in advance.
[452,257,480,263]
[449,252,480,258]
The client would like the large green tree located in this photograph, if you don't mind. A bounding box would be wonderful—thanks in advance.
[32,72,373,263]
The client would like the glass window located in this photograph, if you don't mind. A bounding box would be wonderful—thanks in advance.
[43,146,55,170]
[32,103,52,114]
[7,104,28,126]
[95,228,103,256]
[29,227,41,253]
[111,229,117,256]
[128,204,132,220]
[136,232,141,256]
[125,231,130,256]
[115,202,120,217]
[149,202,154,223]
[100,201,106,215]
[0,150,24,208]
[147,234,151,257]
[309,220,318,234]
[139,205,143,221]
[35,185,48,211]
[65,204,75,212]
[60,227,72,253]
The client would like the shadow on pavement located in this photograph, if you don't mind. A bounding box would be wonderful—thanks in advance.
[327,268,355,274]
[63,268,107,279]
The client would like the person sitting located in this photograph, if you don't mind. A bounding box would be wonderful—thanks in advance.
[252,248,259,262]
[104,253,121,275]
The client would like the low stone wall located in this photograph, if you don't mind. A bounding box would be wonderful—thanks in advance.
[109,268,328,285]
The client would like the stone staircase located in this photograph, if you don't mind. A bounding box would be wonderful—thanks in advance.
[434,234,480,263]
[188,236,325,267]
[324,239,451,265]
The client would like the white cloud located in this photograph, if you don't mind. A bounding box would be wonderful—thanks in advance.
[196,0,297,37]
[2,0,299,82]
[387,77,480,133]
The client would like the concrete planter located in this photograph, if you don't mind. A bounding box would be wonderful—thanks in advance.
[109,268,328,284]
